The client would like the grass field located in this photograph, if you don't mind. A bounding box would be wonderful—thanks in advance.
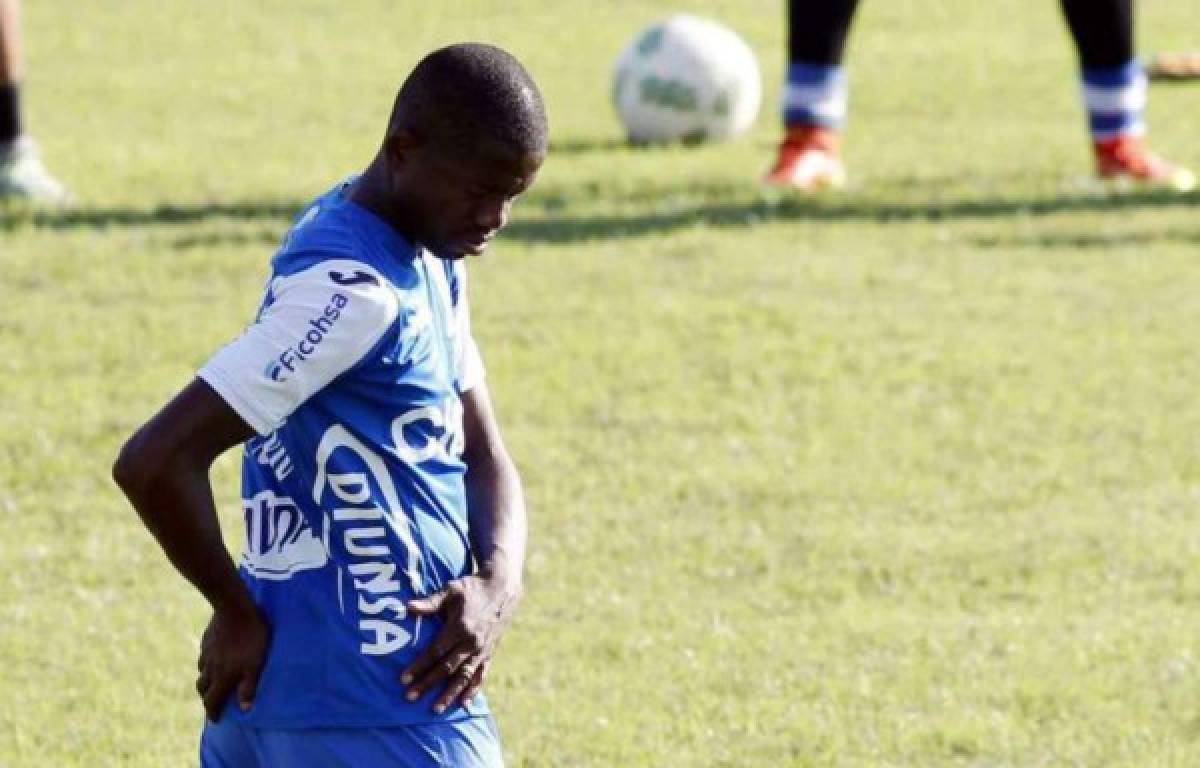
[3,1,1200,765]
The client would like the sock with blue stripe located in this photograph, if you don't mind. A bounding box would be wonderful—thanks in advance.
[782,62,847,131]
[1082,60,1145,141]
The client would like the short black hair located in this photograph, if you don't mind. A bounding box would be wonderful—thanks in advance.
[388,43,548,157]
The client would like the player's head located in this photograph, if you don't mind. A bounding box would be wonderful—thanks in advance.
[382,43,548,258]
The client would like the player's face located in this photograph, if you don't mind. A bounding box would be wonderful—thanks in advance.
[405,143,543,258]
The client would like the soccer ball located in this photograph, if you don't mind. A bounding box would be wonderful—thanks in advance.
[612,14,761,144]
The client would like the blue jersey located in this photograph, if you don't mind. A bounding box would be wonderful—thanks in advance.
[198,180,489,728]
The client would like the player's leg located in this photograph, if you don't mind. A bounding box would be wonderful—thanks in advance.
[765,0,859,190]
[1060,0,1194,190]
[253,717,505,768]
[0,0,68,203]
[0,0,25,152]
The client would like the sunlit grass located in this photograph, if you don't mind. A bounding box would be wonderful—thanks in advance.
[2,1,1199,765]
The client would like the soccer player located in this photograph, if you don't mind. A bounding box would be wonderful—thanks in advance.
[766,0,1196,192]
[113,43,546,767]
[0,0,66,202]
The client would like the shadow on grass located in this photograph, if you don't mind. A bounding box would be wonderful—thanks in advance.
[549,138,636,155]
[970,228,1200,250]
[2,186,1195,248]
[0,199,306,233]
[547,137,782,154]
[502,188,1199,244]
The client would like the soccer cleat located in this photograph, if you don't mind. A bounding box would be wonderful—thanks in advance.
[1146,51,1200,82]
[764,125,846,191]
[0,137,70,204]
[1093,134,1196,193]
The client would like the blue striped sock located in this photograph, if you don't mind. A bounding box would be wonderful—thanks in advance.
[782,62,847,130]
[1082,60,1146,140]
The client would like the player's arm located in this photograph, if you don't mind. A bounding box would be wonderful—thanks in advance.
[403,380,528,712]
[112,379,267,722]
[461,380,527,599]
[114,257,398,721]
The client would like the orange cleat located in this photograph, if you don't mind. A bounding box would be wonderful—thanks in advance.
[1094,134,1196,192]
[764,125,846,191]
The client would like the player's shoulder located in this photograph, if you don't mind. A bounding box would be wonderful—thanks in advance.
[274,183,420,286]
[265,254,400,324]
[263,209,401,329]
[270,191,380,281]
[274,200,362,276]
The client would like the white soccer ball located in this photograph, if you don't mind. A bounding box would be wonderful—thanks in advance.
[612,14,762,144]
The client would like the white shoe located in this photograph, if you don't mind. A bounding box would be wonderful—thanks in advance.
[0,137,70,204]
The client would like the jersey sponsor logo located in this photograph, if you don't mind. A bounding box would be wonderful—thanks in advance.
[263,292,350,382]
[249,431,294,482]
[388,399,465,465]
[241,491,328,580]
[313,424,424,656]
[329,269,379,287]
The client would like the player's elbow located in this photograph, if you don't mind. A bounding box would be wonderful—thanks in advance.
[464,441,522,495]
[112,432,145,498]
[112,427,165,501]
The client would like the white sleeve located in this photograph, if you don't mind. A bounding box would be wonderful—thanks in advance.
[198,259,399,435]
[453,261,486,393]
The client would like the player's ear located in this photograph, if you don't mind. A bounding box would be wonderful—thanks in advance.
[384,128,423,167]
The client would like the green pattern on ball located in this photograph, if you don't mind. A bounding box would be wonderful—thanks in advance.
[638,75,698,112]
[635,25,664,57]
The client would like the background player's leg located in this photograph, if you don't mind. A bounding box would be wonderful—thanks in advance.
[1059,0,1194,190]
[788,0,860,66]
[0,0,25,147]
[0,0,68,203]
[765,0,860,190]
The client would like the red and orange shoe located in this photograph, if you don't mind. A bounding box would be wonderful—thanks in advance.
[1094,134,1196,192]
[764,125,846,191]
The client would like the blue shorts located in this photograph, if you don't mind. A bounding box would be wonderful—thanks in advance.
[200,715,504,768]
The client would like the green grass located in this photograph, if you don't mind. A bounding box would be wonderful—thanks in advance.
[3,1,1200,765]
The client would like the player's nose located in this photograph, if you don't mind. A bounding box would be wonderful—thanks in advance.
[474,199,509,233]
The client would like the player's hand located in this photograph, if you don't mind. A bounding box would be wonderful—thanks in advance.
[196,600,270,722]
[400,572,522,713]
